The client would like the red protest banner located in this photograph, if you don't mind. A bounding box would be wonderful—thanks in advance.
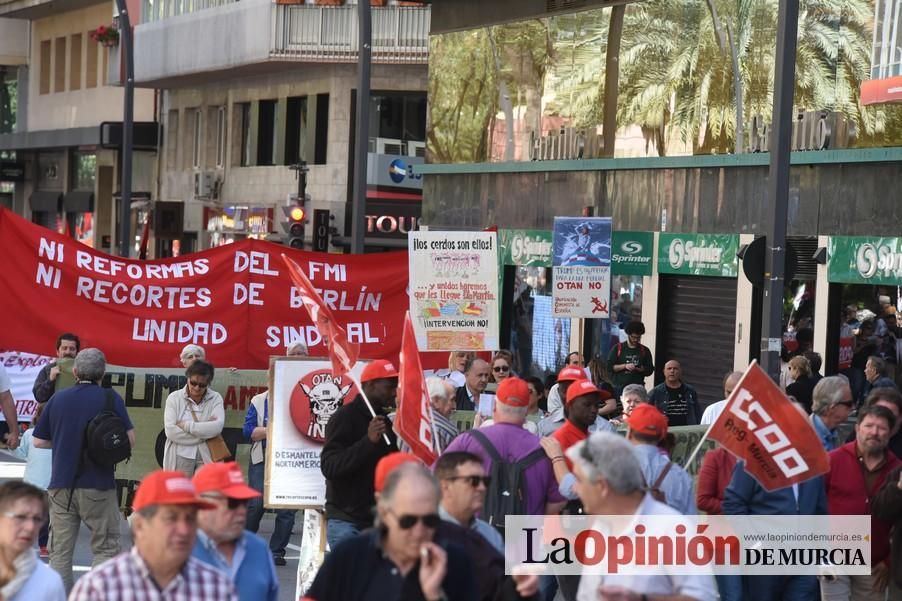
[0,207,410,369]
[395,312,437,464]
[282,254,359,377]
[709,361,829,491]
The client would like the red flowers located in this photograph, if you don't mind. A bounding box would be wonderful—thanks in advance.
[89,24,119,47]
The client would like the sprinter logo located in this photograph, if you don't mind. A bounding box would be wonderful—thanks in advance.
[668,239,723,270]
[855,242,902,279]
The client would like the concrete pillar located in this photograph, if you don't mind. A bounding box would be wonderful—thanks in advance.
[813,234,830,363]
[734,233,756,371]
[641,232,660,389]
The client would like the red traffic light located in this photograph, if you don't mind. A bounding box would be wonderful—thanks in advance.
[290,206,306,222]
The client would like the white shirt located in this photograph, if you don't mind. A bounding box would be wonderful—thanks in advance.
[576,495,717,601]
[699,400,727,425]
[0,365,10,394]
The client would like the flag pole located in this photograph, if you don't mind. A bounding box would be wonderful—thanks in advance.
[682,419,717,470]
[344,371,393,447]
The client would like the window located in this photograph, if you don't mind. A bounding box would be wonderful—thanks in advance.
[284,96,308,166]
[0,70,15,134]
[166,110,179,170]
[256,99,276,166]
[369,92,426,155]
[70,34,82,90]
[192,109,202,169]
[215,106,226,168]
[314,93,329,165]
[54,37,66,93]
[85,33,98,88]
[72,153,96,190]
[237,102,252,167]
[40,41,51,95]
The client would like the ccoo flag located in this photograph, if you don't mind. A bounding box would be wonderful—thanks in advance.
[395,311,437,464]
[281,254,359,377]
[708,361,830,491]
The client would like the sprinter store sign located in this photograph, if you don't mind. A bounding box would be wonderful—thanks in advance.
[829,237,902,285]
[658,233,739,277]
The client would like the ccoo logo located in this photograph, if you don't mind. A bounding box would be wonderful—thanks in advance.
[620,241,643,254]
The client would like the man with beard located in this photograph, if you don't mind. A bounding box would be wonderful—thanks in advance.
[32,332,80,404]
[822,404,900,600]
[321,360,399,550]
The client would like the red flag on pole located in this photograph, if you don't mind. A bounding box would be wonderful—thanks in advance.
[281,254,359,377]
[708,361,829,491]
[395,311,437,464]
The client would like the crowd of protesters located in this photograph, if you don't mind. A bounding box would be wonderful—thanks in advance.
[2,317,902,601]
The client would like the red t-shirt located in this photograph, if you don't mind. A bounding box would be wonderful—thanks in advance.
[552,420,588,470]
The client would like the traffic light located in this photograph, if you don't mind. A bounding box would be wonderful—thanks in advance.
[282,196,306,249]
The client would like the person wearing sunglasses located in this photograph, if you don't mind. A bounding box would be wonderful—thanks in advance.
[434,452,502,553]
[490,355,512,385]
[305,462,477,601]
[192,462,278,601]
[0,481,65,600]
[162,360,225,476]
[809,375,856,451]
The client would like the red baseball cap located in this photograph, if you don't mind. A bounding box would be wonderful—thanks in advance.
[565,380,613,405]
[625,404,668,440]
[374,452,423,492]
[496,377,530,408]
[193,461,261,500]
[133,470,217,511]
[557,366,586,382]
[360,359,399,383]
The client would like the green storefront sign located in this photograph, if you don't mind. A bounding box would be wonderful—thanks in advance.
[612,231,654,276]
[499,229,654,275]
[828,237,902,285]
[658,233,739,277]
[498,229,553,266]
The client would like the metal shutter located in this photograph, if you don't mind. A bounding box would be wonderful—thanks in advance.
[655,275,737,409]
[788,236,819,281]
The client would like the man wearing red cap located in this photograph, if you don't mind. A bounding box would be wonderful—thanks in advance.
[321,359,399,550]
[625,403,696,515]
[442,378,566,532]
[191,462,278,601]
[539,379,615,501]
[538,366,588,436]
[69,470,236,601]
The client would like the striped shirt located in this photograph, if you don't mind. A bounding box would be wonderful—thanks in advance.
[69,547,237,601]
[392,411,459,454]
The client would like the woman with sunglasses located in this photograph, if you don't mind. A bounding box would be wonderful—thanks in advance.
[490,354,512,384]
[0,481,65,600]
[162,360,226,476]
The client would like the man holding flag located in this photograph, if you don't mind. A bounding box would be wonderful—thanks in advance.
[320,359,399,550]
[711,363,829,601]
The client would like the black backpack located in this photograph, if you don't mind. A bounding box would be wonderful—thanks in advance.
[467,429,547,534]
[83,388,131,467]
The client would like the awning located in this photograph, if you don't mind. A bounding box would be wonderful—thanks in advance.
[63,190,94,213]
[29,191,62,212]
[861,76,902,105]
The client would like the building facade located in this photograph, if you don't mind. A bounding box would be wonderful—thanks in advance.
[132,0,430,254]
[0,0,156,252]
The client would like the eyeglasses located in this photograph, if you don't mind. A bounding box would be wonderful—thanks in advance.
[836,400,855,409]
[389,510,441,530]
[493,365,510,373]
[2,512,45,527]
[445,475,491,488]
[188,380,209,389]
[201,495,248,510]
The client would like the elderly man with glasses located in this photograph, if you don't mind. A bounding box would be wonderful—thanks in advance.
[434,451,501,552]
[162,360,225,475]
[810,375,856,451]
[192,462,278,601]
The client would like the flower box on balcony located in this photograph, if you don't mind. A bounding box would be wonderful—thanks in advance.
[275,0,304,4]
[314,0,344,5]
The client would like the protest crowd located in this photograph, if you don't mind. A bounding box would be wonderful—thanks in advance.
[1,303,902,601]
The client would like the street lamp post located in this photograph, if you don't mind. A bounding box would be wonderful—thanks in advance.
[114,0,134,258]
[760,0,800,382]
[350,0,372,255]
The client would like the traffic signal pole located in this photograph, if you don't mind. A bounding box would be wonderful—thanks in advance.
[114,0,134,258]
[760,0,800,383]
[350,0,372,255]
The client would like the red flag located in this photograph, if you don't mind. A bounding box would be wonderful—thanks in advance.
[395,312,437,464]
[281,254,359,377]
[709,362,830,491]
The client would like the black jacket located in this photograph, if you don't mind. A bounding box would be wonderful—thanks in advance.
[32,362,57,404]
[320,396,396,527]
[872,465,902,587]
[454,386,476,411]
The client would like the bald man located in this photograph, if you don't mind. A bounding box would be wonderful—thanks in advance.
[700,371,744,425]
[648,360,702,426]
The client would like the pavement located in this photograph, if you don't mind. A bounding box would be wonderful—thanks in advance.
[0,453,304,601]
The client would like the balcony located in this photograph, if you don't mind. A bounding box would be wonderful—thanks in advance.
[133,0,429,87]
